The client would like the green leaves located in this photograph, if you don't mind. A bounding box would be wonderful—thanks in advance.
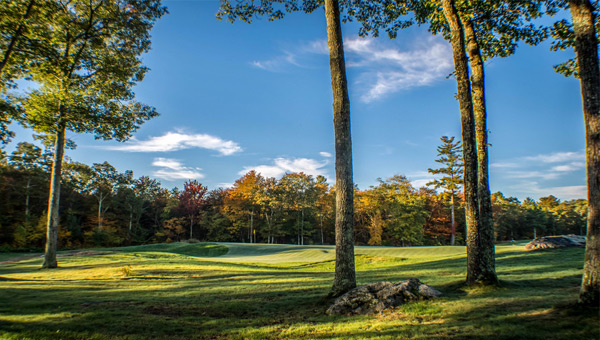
[427,136,463,195]
[19,0,166,140]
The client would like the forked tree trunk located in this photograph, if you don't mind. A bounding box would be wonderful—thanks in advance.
[441,0,490,285]
[461,14,497,284]
[570,0,600,306]
[325,0,356,297]
[42,122,66,269]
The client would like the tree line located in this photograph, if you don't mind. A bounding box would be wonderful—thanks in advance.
[0,144,587,250]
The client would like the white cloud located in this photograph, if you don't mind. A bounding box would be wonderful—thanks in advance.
[217,182,234,189]
[506,170,562,181]
[490,162,520,168]
[523,151,585,163]
[510,181,586,200]
[251,36,452,102]
[411,178,433,189]
[109,131,242,155]
[151,157,204,181]
[343,37,453,102]
[551,162,585,172]
[320,151,332,158]
[239,157,328,179]
[251,51,300,72]
[407,171,436,189]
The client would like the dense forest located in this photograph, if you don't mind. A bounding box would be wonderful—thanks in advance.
[0,141,587,250]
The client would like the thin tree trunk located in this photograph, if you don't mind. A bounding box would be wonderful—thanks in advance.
[461,15,497,284]
[325,0,356,297]
[250,207,254,243]
[321,214,324,245]
[440,0,486,286]
[190,214,193,239]
[25,176,31,223]
[0,0,36,76]
[42,122,65,269]
[570,0,600,306]
[98,195,103,230]
[129,205,133,240]
[301,208,305,245]
[297,211,301,245]
[450,191,456,245]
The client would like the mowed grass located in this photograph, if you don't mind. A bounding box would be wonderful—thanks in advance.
[0,242,597,340]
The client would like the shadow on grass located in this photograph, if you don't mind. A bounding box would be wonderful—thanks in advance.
[0,247,592,340]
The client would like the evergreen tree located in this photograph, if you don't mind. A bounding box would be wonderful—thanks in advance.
[428,136,463,245]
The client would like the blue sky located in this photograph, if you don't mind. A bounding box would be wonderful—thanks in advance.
[7,0,587,201]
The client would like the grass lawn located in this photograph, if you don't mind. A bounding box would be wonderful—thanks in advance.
[0,242,597,339]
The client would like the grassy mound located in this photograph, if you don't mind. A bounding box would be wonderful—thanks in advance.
[116,242,229,257]
[0,243,596,339]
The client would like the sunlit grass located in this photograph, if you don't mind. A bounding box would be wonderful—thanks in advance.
[0,242,597,339]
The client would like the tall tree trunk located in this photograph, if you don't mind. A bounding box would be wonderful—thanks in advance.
[98,195,103,230]
[25,176,31,224]
[42,122,65,269]
[440,0,487,286]
[461,14,497,284]
[570,0,600,306]
[450,191,455,246]
[128,205,133,241]
[190,214,194,239]
[321,214,325,245]
[250,207,254,243]
[0,0,36,76]
[325,0,356,297]
[301,208,305,245]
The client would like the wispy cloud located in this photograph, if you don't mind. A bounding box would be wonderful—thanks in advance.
[152,157,204,181]
[407,171,435,189]
[251,36,452,102]
[320,151,332,158]
[251,52,300,72]
[497,151,586,181]
[345,37,452,102]
[523,151,585,163]
[509,181,586,200]
[490,162,520,168]
[239,157,328,179]
[492,150,586,200]
[108,131,242,155]
[505,170,562,181]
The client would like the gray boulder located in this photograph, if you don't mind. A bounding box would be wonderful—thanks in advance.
[525,234,586,251]
[326,278,442,315]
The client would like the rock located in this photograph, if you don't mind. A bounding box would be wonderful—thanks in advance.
[524,234,586,251]
[326,278,442,315]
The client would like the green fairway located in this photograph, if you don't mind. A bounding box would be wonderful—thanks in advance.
[0,242,597,339]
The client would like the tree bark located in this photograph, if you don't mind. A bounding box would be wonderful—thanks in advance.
[98,194,103,230]
[570,0,600,306]
[325,0,356,297]
[450,191,455,245]
[440,0,487,285]
[25,176,31,223]
[461,13,498,284]
[42,122,65,269]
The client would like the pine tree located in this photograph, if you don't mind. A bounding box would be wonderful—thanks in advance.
[428,136,463,245]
